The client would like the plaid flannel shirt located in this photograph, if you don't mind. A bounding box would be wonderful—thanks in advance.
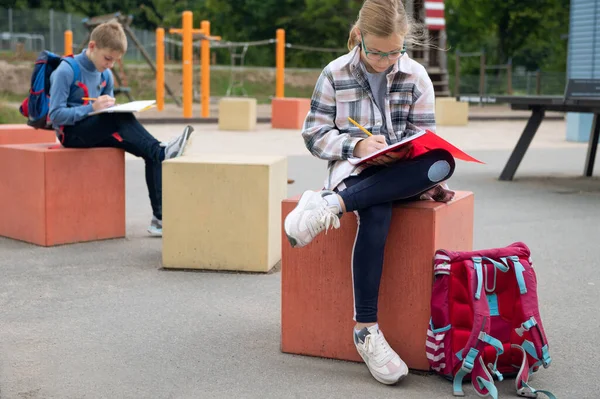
[302,46,437,190]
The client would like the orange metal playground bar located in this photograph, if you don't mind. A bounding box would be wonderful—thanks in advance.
[167,11,221,118]
[64,30,73,55]
[155,11,286,118]
[64,11,287,119]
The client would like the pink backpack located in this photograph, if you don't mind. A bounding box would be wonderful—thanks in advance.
[427,242,555,399]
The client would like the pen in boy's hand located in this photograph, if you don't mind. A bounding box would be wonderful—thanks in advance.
[82,97,97,101]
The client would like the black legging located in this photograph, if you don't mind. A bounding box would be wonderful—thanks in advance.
[62,113,164,220]
[338,149,455,322]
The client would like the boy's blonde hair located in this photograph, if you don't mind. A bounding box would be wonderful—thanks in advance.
[347,0,428,51]
[90,21,128,53]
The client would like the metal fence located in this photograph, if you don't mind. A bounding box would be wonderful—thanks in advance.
[0,7,157,61]
[451,71,567,97]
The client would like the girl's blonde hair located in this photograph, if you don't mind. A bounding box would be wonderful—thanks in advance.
[347,0,430,51]
[90,21,128,53]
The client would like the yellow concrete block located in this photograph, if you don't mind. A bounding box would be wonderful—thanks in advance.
[218,97,257,131]
[435,97,469,126]
[162,154,288,272]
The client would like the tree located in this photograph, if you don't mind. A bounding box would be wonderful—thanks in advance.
[445,0,569,72]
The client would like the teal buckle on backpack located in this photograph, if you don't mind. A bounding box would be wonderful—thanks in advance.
[453,348,479,397]
[542,344,552,368]
[479,332,505,381]
[521,340,544,373]
[519,381,557,399]
[516,317,537,337]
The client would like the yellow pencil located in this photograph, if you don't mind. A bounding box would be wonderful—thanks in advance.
[347,117,372,136]
[82,97,97,101]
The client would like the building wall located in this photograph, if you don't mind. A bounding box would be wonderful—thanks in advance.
[566,0,600,142]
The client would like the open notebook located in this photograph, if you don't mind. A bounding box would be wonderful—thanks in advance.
[348,130,427,165]
[348,129,484,165]
[88,100,156,115]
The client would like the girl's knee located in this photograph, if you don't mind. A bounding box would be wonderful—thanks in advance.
[427,150,455,182]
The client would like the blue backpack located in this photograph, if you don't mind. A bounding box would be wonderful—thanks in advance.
[20,50,109,130]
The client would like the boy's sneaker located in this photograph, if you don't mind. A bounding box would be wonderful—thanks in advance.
[147,216,162,237]
[283,190,341,248]
[353,325,409,385]
[164,125,194,159]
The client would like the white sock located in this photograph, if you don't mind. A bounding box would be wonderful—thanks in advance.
[323,193,342,214]
[355,323,379,334]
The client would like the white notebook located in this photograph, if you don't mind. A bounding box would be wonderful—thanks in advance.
[348,129,427,165]
[88,100,156,115]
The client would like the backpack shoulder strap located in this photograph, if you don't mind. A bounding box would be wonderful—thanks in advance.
[501,255,551,369]
[452,256,498,398]
[512,344,557,398]
[498,255,553,398]
[100,69,111,94]
[61,57,80,83]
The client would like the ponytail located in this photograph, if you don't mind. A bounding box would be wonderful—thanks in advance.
[348,0,437,53]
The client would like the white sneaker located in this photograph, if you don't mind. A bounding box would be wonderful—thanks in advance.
[354,325,409,385]
[147,216,162,237]
[283,190,341,248]
[164,125,194,159]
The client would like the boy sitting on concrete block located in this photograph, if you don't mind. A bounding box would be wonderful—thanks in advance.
[48,21,193,236]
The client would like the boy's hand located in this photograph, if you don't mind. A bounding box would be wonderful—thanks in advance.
[92,95,115,112]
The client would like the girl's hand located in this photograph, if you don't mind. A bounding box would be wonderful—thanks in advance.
[366,143,413,166]
[91,95,115,112]
[353,135,387,158]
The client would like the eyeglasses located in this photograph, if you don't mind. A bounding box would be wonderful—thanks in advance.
[360,38,406,62]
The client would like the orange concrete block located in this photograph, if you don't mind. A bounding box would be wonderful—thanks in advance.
[0,124,58,145]
[281,191,474,371]
[271,97,311,129]
[0,143,125,246]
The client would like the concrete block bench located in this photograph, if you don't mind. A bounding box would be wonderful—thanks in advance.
[0,143,125,246]
[162,154,288,272]
[218,97,257,131]
[271,97,311,129]
[0,124,57,145]
[435,98,469,126]
[280,191,474,371]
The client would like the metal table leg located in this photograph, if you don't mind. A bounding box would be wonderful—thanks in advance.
[499,107,546,181]
[584,113,599,177]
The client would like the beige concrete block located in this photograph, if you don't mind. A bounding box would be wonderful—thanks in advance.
[436,97,469,126]
[162,154,288,272]
[218,97,257,131]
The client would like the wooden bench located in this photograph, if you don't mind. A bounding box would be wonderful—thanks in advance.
[0,143,125,246]
[0,124,57,145]
[280,191,474,371]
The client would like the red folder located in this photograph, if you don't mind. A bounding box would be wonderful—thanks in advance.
[350,130,483,165]
[410,130,484,164]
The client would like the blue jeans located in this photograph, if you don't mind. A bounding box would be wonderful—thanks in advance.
[61,113,165,220]
[337,149,455,323]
